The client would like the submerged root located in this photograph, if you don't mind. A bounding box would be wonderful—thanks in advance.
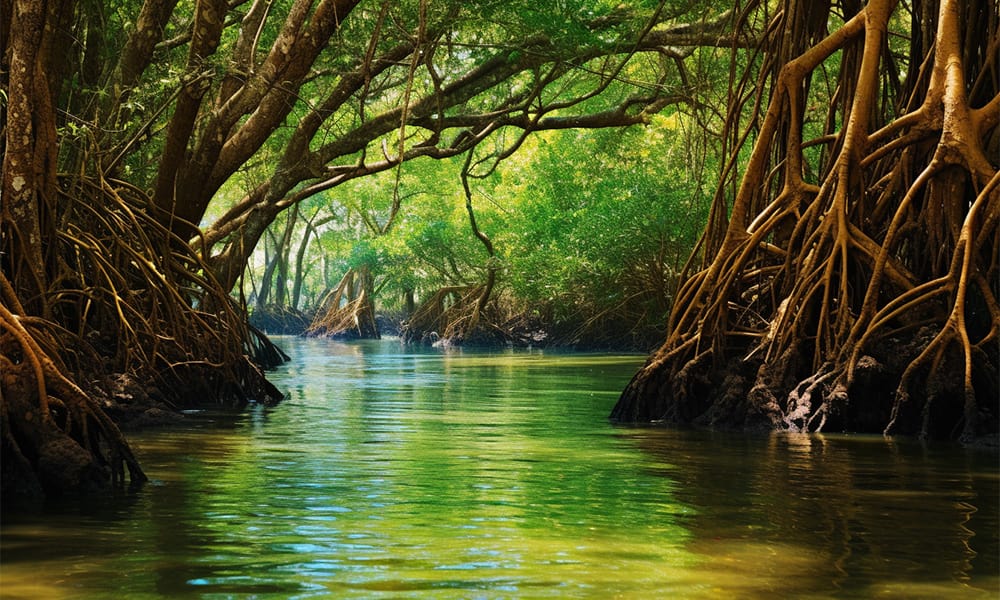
[1,296,145,500]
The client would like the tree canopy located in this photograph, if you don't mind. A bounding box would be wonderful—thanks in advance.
[6,0,992,503]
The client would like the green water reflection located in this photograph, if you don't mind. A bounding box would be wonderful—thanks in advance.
[1,338,997,598]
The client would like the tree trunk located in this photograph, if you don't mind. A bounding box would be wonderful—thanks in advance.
[273,204,299,308]
[2,0,148,499]
[291,211,325,311]
[1,0,58,316]
[151,0,227,237]
[255,230,277,311]
[404,289,416,316]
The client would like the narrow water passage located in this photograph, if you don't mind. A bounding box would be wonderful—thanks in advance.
[1,338,997,598]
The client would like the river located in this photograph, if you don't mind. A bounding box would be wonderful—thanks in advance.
[1,337,997,598]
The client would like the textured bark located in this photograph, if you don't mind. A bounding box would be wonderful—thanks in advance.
[111,0,181,105]
[151,0,228,233]
[160,0,364,234]
[1,0,58,315]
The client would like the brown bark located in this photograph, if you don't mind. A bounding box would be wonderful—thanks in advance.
[163,0,363,235]
[109,0,181,109]
[88,0,181,159]
[1,0,59,316]
[1,0,152,500]
[151,0,227,234]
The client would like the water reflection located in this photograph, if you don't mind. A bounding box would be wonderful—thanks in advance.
[621,428,999,598]
[1,338,997,598]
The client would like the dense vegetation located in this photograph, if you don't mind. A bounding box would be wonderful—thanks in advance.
[2,0,996,501]
[1,0,735,498]
[250,119,712,349]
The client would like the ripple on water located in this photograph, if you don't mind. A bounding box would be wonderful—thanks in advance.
[1,338,996,599]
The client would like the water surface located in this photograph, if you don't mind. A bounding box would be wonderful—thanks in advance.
[1,338,997,598]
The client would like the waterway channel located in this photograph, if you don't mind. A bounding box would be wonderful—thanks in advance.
[1,337,997,598]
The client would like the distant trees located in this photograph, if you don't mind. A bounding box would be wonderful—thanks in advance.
[613,0,999,440]
[204,1,740,344]
[188,0,744,292]
[499,124,711,348]
[251,117,715,347]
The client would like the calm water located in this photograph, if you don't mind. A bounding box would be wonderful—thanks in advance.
[1,337,997,598]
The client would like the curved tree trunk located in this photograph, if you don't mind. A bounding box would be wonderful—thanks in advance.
[400,159,509,347]
[255,205,299,313]
[291,209,331,311]
[613,0,999,441]
[462,156,499,338]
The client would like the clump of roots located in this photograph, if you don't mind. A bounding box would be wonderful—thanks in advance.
[400,285,513,347]
[306,267,379,339]
[1,294,146,501]
[612,0,999,442]
[2,176,285,500]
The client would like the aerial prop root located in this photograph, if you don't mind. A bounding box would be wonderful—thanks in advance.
[400,285,482,344]
[400,285,511,346]
[883,173,999,439]
[306,267,379,339]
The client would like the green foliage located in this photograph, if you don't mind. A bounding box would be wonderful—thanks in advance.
[246,106,716,347]
[186,0,733,342]
[496,119,711,343]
